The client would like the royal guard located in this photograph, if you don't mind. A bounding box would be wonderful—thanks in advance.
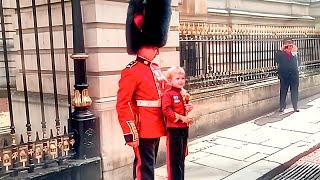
[116,0,172,179]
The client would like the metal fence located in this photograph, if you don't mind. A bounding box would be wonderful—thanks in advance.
[0,0,75,177]
[179,23,320,90]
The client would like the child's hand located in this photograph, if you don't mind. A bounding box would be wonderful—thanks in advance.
[185,103,193,113]
[181,116,193,124]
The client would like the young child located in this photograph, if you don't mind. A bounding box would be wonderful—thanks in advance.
[162,66,193,180]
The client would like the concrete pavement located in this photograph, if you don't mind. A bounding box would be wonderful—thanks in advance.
[155,93,320,180]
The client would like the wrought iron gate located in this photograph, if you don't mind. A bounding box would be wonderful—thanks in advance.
[0,0,100,179]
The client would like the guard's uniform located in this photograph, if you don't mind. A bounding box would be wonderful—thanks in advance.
[275,50,300,110]
[162,87,189,180]
[116,56,167,180]
[120,0,172,178]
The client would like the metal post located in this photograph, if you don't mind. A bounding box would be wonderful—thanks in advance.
[70,0,98,159]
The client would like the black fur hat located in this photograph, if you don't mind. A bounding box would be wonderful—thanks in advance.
[126,0,172,55]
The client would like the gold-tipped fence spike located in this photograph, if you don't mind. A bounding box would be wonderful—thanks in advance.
[19,134,24,144]
[49,129,57,159]
[179,23,320,38]
[11,133,16,146]
[35,132,40,141]
[192,23,196,35]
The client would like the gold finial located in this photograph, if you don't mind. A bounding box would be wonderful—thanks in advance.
[214,24,219,36]
[187,22,191,35]
[203,23,208,36]
[208,24,213,36]
[192,23,196,36]
[232,25,237,35]
[72,90,81,107]
[81,89,92,107]
[3,153,11,171]
[72,89,92,108]
[181,22,187,36]
[35,145,42,164]
[223,25,228,35]
[49,140,57,159]
[63,137,70,156]
[19,149,28,167]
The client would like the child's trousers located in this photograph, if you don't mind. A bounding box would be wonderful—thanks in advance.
[166,128,189,180]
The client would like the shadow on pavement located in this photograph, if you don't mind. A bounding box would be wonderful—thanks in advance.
[254,93,320,126]
[254,111,294,126]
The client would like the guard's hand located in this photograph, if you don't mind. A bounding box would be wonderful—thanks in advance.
[127,141,139,148]
[185,103,194,113]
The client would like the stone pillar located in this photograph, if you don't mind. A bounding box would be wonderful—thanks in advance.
[80,0,180,179]
[179,0,208,23]
[310,2,320,27]
[180,0,207,15]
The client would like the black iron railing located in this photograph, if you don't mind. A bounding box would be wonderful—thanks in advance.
[0,0,75,177]
[179,23,320,90]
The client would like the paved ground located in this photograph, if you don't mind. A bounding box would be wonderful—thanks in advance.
[155,93,320,180]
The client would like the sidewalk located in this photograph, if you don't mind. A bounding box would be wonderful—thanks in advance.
[156,93,320,180]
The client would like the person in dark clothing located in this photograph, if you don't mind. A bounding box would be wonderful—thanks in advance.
[275,38,300,112]
[162,66,193,180]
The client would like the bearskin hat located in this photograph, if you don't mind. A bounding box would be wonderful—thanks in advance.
[126,0,172,55]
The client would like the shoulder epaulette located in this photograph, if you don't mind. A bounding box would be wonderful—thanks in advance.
[126,60,137,68]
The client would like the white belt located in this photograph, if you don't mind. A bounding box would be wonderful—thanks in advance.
[136,100,161,107]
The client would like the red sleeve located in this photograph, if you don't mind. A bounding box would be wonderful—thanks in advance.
[116,69,139,143]
[161,91,177,123]
[164,81,171,91]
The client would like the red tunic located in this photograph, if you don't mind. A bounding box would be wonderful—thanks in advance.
[162,87,188,128]
[116,56,167,142]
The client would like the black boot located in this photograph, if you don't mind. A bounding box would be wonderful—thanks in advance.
[279,107,285,112]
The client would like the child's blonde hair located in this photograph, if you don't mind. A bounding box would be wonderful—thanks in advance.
[166,66,185,80]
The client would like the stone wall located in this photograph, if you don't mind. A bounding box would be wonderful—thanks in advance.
[180,0,319,27]
[187,73,320,140]
[310,1,320,27]
[0,0,15,91]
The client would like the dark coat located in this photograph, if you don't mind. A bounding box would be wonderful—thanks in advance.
[275,50,300,79]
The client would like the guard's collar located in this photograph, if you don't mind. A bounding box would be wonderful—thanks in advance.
[136,56,152,66]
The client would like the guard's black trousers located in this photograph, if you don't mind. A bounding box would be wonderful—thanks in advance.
[166,128,188,180]
[279,74,299,110]
[133,138,160,180]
